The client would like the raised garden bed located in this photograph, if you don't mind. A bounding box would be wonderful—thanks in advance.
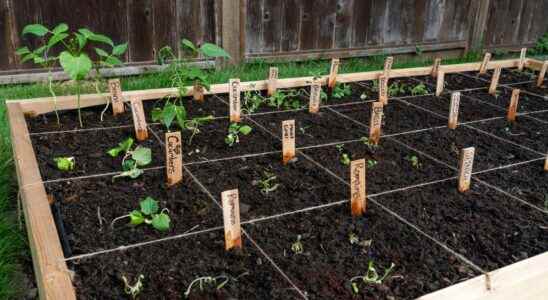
[7,57,548,299]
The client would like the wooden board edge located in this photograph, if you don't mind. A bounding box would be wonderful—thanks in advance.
[6,102,76,300]
[525,58,546,71]
[417,251,548,300]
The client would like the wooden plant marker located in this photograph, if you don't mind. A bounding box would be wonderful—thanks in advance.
[309,79,321,113]
[479,53,491,74]
[537,61,548,87]
[267,67,279,96]
[489,67,501,95]
[458,147,475,193]
[130,98,148,141]
[350,159,366,216]
[193,84,204,102]
[448,92,461,129]
[518,48,527,71]
[436,70,445,96]
[221,189,242,251]
[383,56,394,78]
[378,75,388,104]
[108,79,124,115]
[165,131,183,186]
[282,120,296,164]
[369,102,383,145]
[544,153,548,172]
[229,79,241,122]
[328,58,340,90]
[431,58,441,77]
[507,89,520,122]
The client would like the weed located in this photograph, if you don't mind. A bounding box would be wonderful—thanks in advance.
[53,156,75,171]
[257,170,280,195]
[122,274,144,299]
[225,123,253,146]
[410,83,428,96]
[336,144,351,166]
[350,261,396,294]
[108,138,152,180]
[291,235,304,254]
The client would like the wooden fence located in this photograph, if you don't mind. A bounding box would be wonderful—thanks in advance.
[0,0,547,73]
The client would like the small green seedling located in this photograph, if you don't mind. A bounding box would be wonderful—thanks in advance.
[242,89,266,114]
[360,137,379,151]
[184,275,230,298]
[257,170,280,195]
[367,159,377,168]
[267,90,303,110]
[112,197,171,231]
[225,123,253,146]
[360,92,368,100]
[348,233,372,250]
[411,83,428,96]
[350,261,396,294]
[336,144,351,166]
[405,155,421,169]
[53,156,75,171]
[108,138,152,180]
[388,82,406,97]
[122,274,144,299]
[332,83,352,99]
[291,235,304,254]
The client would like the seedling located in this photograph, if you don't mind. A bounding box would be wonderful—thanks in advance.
[267,90,303,110]
[122,274,144,299]
[388,82,406,97]
[336,144,351,166]
[411,83,428,96]
[151,100,213,144]
[360,137,379,152]
[257,170,280,195]
[225,123,253,146]
[183,275,230,298]
[112,197,171,231]
[367,159,378,168]
[405,155,422,169]
[53,156,75,171]
[350,261,396,294]
[291,235,304,254]
[108,137,152,180]
[242,89,266,114]
[360,92,368,100]
[332,83,352,99]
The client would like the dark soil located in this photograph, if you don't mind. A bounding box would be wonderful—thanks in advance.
[476,163,548,211]
[394,126,541,171]
[358,77,434,99]
[377,180,548,271]
[301,139,455,194]
[245,203,478,300]
[461,68,537,84]
[463,87,548,113]
[468,117,547,153]
[251,108,368,147]
[71,230,302,300]
[188,153,347,221]
[45,169,222,255]
[415,73,489,91]
[510,82,548,99]
[26,95,228,133]
[333,97,447,134]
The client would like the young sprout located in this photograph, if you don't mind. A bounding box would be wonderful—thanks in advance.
[336,144,351,166]
[350,261,396,294]
[112,197,171,232]
[53,156,75,171]
[291,235,304,254]
[405,155,421,169]
[360,137,379,151]
[108,138,152,181]
[225,123,253,146]
[122,274,144,299]
[184,275,230,298]
[360,92,368,100]
[242,89,266,114]
[367,159,377,168]
[348,232,373,252]
[257,170,280,195]
[410,83,428,96]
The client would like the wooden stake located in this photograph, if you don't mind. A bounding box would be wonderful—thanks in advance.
[537,61,548,87]
[518,48,527,71]
[544,153,548,172]
[108,79,124,115]
[369,102,383,145]
[458,147,475,193]
[221,189,242,251]
[309,79,321,113]
[282,120,296,164]
[350,159,366,216]
[507,89,520,122]
[229,79,241,122]
[436,70,445,96]
[328,58,340,89]
[130,98,148,141]
[267,67,279,96]
[479,53,491,74]
[431,58,441,77]
[378,75,388,104]
[448,92,461,129]
[165,131,183,186]
[489,67,501,95]
[383,56,394,78]
[193,84,204,102]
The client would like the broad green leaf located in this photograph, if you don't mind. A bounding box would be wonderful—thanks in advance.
[59,51,92,81]
[119,138,134,152]
[151,213,171,231]
[112,43,128,56]
[52,23,69,35]
[122,159,136,171]
[15,47,30,55]
[131,146,151,166]
[129,210,145,225]
[79,28,114,46]
[174,105,187,130]
[200,43,231,59]
[94,47,109,57]
[34,45,47,55]
[33,56,46,64]
[224,134,236,146]
[239,125,252,135]
[74,32,87,50]
[47,33,68,50]
[181,39,197,53]
[53,157,75,171]
[151,107,162,122]
[22,24,49,36]
[161,103,177,129]
[21,53,35,64]
[107,147,122,157]
[140,197,159,215]
[104,56,123,67]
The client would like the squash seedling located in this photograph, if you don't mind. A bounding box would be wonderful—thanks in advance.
[53,156,75,171]
[108,137,152,180]
[350,261,396,294]
[122,274,144,299]
[225,123,253,146]
[336,144,351,166]
[112,197,171,231]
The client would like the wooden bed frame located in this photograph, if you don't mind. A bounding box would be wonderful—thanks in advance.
[7,57,547,300]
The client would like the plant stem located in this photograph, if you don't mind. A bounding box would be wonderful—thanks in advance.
[77,81,83,127]
[48,72,60,126]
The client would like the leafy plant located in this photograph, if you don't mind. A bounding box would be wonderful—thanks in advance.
[242,89,266,114]
[336,144,351,166]
[122,274,144,299]
[267,90,303,110]
[108,138,152,180]
[410,83,428,96]
[128,197,171,231]
[257,170,280,194]
[405,155,421,169]
[151,100,213,144]
[53,156,75,171]
[529,32,548,56]
[291,235,304,254]
[388,82,407,97]
[225,123,253,146]
[332,83,352,99]
[350,261,396,294]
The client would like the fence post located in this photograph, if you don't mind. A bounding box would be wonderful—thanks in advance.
[221,0,244,65]
[469,0,491,51]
